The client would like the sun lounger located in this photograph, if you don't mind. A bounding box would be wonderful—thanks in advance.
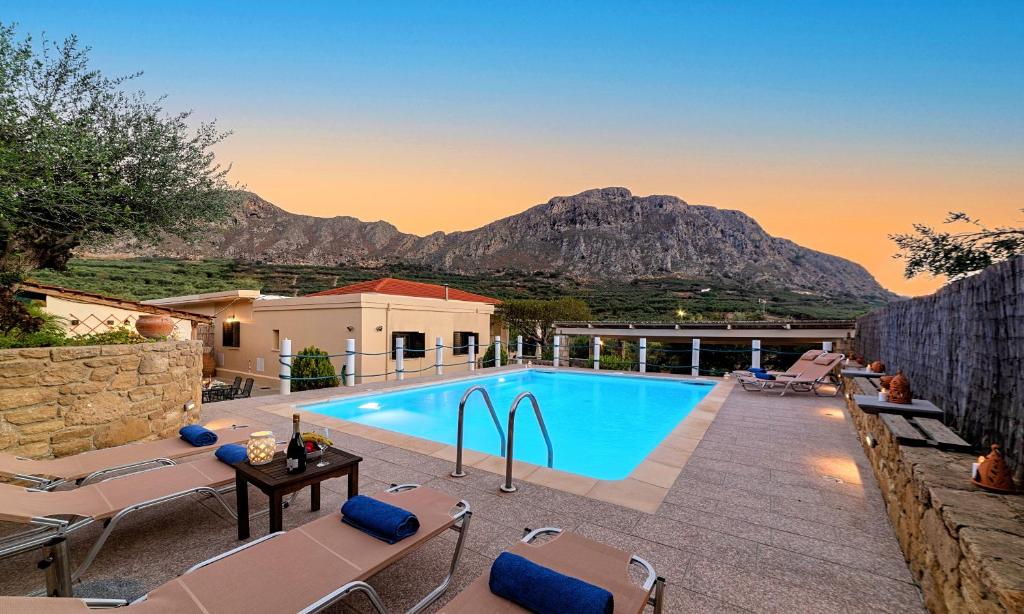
[0,456,238,594]
[0,421,250,489]
[732,349,823,381]
[439,527,665,614]
[0,484,471,614]
[738,352,845,396]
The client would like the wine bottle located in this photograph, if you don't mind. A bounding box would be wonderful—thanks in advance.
[286,413,307,474]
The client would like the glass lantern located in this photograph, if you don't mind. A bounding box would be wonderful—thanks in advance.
[246,431,276,465]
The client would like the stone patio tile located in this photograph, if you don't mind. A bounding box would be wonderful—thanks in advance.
[634,514,762,572]
[658,501,772,543]
[667,587,753,614]
[682,455,772,480]
[470,454,540,481]
[670,477,772,511]
[370,445,453,475]
[429,444,488,467]
[645,445,693,468]
[714,500,838,543]
[768,529,913,582]
[526,466,599,495]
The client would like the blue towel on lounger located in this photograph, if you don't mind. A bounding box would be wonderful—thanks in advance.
[754,371,776,380]
[340,495,419,544]
[179,424,217,447]
[215,444,247,465]
[748,367,766,373]
[489,552,613,614]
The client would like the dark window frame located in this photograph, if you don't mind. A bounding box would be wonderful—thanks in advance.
[222,320,241,348]
[392,331,426,359]
[452,331,478,355]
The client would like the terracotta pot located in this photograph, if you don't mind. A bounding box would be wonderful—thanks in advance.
[135,315,174,339]
[868,360,885,373]
[888,371,912,404]
[879,375,894,390]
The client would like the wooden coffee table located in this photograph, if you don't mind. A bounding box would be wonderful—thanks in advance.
[234,446,362,539]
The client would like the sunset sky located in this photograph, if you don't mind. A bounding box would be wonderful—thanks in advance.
[5,1,1021,295]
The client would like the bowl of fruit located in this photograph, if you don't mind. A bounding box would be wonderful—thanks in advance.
[301,432,333,460]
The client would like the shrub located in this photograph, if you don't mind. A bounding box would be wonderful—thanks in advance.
[291,346,339,391]
[599,353,635,371]
[0,307,154,349]
[481,343,510,368]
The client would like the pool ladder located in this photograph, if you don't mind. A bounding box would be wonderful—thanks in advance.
[451,387,554,494]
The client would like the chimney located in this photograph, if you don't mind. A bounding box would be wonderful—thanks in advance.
[444,284,449,300]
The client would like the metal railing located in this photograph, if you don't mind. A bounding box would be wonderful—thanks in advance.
[500,392,554,493]
[451,386,507,478]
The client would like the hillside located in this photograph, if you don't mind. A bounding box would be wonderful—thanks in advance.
[86,188,894,300]
[33,258,886,321]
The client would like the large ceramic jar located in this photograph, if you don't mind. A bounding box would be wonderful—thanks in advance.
[135,315,174,339]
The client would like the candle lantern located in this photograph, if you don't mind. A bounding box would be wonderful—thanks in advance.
[246,431,276,465]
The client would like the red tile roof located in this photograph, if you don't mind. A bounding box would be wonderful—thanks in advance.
[306,278,501,304]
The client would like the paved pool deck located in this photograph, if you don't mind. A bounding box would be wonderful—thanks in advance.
[0,378,925,613]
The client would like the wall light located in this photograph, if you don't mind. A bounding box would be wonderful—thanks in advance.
[375,325,384,332]
[865,434,878,448]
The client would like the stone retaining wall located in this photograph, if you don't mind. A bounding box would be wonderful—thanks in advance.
[844,378,1024,613]
[0,340,202,459]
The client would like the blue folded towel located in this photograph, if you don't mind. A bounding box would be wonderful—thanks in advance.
[748,367,766,373]
[179,424,217,447]
[489,552,613,614]
[754,371,776,380]
[215,444,248,465]
[340,495,419,544]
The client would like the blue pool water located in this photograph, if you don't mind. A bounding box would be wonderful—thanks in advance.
[302,370,713,480]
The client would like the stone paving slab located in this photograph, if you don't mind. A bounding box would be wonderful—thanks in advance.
[0,382,925,613]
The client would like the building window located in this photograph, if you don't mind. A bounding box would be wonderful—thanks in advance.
[452,331,478,355]
[272,329,280,351]
[222,320,240,348]
[392,332,425,359]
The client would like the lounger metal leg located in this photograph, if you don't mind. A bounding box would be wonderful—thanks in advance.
[40,536,74,597]
[651,575,666,614]
[72,486,237,582]
[406,509,473,614]
[298,581,390,614]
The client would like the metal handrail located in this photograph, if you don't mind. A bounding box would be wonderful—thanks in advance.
[451,385,507,478]
[500,391,554,493]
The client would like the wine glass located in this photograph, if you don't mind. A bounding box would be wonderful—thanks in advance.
[316,426,330,468]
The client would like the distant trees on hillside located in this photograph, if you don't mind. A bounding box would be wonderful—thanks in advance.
[0,23,233,332]
[500,297,591,357]
[891,210,1024,281]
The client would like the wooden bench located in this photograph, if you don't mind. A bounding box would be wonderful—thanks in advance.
[853,394,944,419]
[878,413,973,451]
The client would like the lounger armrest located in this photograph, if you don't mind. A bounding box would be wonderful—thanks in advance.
[83,597,128,609]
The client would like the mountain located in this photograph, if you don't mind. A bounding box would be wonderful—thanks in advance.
[89,188,892,299]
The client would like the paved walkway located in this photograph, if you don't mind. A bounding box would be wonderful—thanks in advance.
[0,383,925,612]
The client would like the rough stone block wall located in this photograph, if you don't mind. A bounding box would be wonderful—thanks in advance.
[0,340,202,458]
[845,379,1024,613]
[854,255,1023,474]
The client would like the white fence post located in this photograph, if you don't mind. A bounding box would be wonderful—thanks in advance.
[639,337,647,373]
[822,341,833,352]
[279,338,292,395]
[395,337,405,381]
[553,335,561,368]
[751,339,761,370]
[345,339,356,386]
[494,336,502,368]
[593,336,601,370]
[516,335,523,365]
[468,335,476,371]
[435,336,444,375]
[691,338,701,377]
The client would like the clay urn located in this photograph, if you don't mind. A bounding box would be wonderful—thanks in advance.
[887,371,912,404]
[973,444,1017,493]
[135,315,174,339]
[879,375,894,390]
[201,349,216,377]
[868,360,885,373]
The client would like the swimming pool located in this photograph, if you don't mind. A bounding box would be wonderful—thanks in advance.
[302,370,714,480]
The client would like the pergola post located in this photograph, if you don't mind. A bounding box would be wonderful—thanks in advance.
[691,338,701,376]
[751,339,761,370]
[639,337,647,373]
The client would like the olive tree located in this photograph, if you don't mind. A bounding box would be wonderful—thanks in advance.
[500,297,591,357]
[0,24,234,331]
[890,211,1024,281]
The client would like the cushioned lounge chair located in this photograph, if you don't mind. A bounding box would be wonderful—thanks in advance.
[732,349,823,381]
[738,352,845,396]
[440,527,666,614]
[0,421,249,490]
[0,456,238,593]
[0,485,471,614]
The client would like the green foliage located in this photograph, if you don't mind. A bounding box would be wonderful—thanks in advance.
[37,257,887,321]
[599,353,635,371]
[481,343,509,368]
[291,346,339,392]
[890,211,1024,281]
[0,305,153,348]
[0,24,234,331]
[500,297,592,349]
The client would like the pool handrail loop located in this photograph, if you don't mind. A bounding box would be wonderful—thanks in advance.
[451,385,507,478]
[500,391,554,493]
